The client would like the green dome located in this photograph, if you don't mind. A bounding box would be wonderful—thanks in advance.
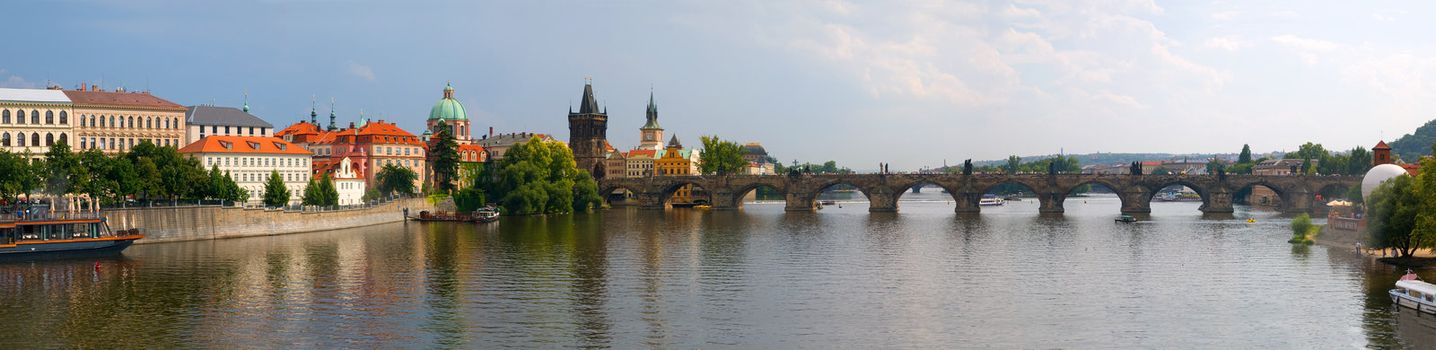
[428,83,468,121]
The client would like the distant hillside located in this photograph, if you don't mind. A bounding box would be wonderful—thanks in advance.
[1389,119,1436,162]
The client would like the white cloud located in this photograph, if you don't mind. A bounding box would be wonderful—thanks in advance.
[1204,36,1249,51]
[1270,35,1339,51]
[346,62,376,81]
[0,69,37,88]
[1372,9,1406,22]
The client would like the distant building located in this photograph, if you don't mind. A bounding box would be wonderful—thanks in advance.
[638,92,664,151]
[741,142,775,175]
[656,135,703,204]
[0,87,73,160]
[65,85,188,154]
[568,81,609,177]
[603,142,627,179]
[625,149,659,178]
[179,136,312,205]
[476,132,554,160]
[186,105,274,142]
[329,156,366,206]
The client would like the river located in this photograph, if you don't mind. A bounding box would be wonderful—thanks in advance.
[0,192,1431,349]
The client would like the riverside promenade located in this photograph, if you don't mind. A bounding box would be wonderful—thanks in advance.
[102,197,435,244]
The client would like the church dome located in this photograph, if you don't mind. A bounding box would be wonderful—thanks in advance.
[1362,163,1409,200]
[428,82,468,121]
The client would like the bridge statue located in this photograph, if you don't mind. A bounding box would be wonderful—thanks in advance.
[962,159,972,175]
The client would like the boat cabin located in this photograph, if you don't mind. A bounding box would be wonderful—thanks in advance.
[1395,280,1436,304]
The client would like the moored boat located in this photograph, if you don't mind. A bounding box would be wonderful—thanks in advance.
[1115,215,1137,223]
[1391,270,1436,315]
[0,212,142,255]
[475,207,500,223]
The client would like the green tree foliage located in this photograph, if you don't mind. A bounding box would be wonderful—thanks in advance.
[475,137,602,215]
[261,170,290,208]
[1346,146,1372,174]
[1367,175,1427,257]
[1389,119,1436,161]
[429,126,461,193]
[1005,155,1021,175]
[1238,144,1253,164]
[375,164,418,197]
[699,135,747,175]
[774,160,852,175]
[319,173,339,206]
[0,150,34,201]
[1285,142,1328,161]
[43,142,87,197]
[1289,213,1315,244]
[453,186,486,212]
[301,177,321,206]
[226,172,248,203]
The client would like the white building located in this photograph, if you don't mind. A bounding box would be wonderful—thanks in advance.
[186,105,274,143]
[330,156,366,206]
[0,88,73,160]
[179,136,312,205]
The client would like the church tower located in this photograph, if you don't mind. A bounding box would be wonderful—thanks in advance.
[569,80,608,175]
[639,91,664,151]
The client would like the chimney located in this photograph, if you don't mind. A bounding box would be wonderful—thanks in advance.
[91,85,99,92]
[489,127,494,137]
[349,122,356,129]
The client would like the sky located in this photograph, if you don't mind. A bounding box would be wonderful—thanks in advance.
[5,0,1436,170]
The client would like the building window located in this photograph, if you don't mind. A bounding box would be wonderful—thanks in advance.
[59,111,67,125]
[59,133,67,146]
[43,133,51,147]
[30,110,39,124]
[15,133,24,147]
[2,110,8,124]
[16,110,26,124]
[45,111,53,124]
[1,133,9,147]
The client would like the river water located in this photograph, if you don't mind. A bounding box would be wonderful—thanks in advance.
[1,192,1432,349]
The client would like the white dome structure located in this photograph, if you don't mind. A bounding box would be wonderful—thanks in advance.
[1362,163,1409,199]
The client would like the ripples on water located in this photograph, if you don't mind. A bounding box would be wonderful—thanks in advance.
[0,193,1431,349]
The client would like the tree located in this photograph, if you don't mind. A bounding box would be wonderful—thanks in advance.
[208,165,231,201]
[1005,155,1021,175]
[318,173,339,206]
[698,135,747,175]
[44,141,87,198]
[429,126,460,193]
[478,136,600,215]
[1289,213,1314,244]
[1347,146,1372,175]
[572,170,602,212]
[1238,144,1252,164]
[1286,142,1329,161]
[375,164,418,197]
[453,186,486,212]
[0,150,31,201]
[261,170,290,208]
[301,176,322,206]
[1410,156,1436,257]
[1367,175,1424,257]
[134,157,163,200]
[225,172,248,203]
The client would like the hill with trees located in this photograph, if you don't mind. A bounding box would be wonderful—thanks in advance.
[1388,119,1436,162]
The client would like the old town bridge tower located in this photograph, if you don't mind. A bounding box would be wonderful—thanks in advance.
[569,81,609,176]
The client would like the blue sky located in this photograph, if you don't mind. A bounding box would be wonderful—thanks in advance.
[5,1,1436,169]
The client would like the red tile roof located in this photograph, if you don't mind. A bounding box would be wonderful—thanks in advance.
[276,122,322,137]
[1375,140,1391,150]
[63,90,186,111]
[179,136,312,155]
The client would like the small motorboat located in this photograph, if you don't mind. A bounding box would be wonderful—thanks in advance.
[1247,218,1257,224]
[1391,270,1436,315]
[820,200,837,206]
[1115,215,1138,223]
[694,204,712,210]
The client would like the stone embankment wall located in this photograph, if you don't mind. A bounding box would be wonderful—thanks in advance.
[102,198,435,244]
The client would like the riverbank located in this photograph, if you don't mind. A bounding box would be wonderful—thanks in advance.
[103,197,435,244]
[1317,225,1436,268]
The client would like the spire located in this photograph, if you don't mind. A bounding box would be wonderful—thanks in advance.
[328,97,337,131]
[577,79,601,114]
[443,81,455,99]
[242,91,249,112]
[309,95,318,125]
[667,134,682,149]
[642,90,661,129]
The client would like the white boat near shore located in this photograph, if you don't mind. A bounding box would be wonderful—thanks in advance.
[979,195,1005,206]
[1391,271,1436,315]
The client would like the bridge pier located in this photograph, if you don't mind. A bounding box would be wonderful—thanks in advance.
[1283,189,1313,214]
[1037,192,1065,214]
[1119,189,1150,214]
[1199,189,1234,214]
[867,187,898,213]
[954,192,982,214]
[785,192,817,211]
[636,192,666,210]
[710,190,740,210]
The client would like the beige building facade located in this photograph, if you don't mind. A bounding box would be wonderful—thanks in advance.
[0,88,73,160]
[66,86,187,154]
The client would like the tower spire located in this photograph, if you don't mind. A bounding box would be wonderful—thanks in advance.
[309,95,317,125]
[328,97,337,131]
[642,89,661,130]
[242,90,249,112]
[578,78,600,114]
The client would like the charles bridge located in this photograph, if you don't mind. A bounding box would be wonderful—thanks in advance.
[598,173,1361,214]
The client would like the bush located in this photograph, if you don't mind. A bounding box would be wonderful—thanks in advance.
[1288,213,1316,244]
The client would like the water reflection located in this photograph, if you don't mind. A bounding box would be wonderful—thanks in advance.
[0,196,1432,348]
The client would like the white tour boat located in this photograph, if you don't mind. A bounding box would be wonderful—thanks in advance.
[1391,270,1436,315]
[978,195,1005,206]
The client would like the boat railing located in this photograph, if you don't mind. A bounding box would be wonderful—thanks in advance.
[14,211,105,222]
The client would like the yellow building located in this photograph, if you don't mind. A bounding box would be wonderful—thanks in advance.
[655,135,705,205]
[0,88,73,161]
[66,85,188,154]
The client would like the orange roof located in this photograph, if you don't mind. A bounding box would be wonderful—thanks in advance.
[625,149,657,158]
[458,144,485,153]
[1375,140,1391,150]
[276,122,321,137]
[62,90,186,111]
[179,136,312,155]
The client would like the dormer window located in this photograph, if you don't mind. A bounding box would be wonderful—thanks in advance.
[274,142,286,151]
[246,141,260,150]
[219,140,233,150]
